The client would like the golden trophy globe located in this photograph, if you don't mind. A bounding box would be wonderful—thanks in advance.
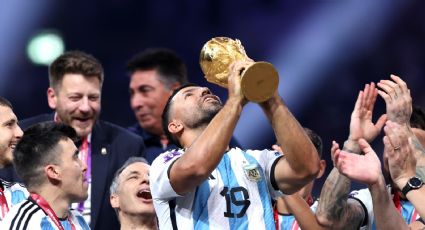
[200,37,279,103]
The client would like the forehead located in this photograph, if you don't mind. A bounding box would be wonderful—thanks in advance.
[173,86,202,100]
[59,74,101,90]
[0,105,16,123]
[130,69,162,84]
[120,162,149,177]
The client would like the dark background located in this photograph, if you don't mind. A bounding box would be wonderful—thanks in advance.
[2,1,425,196]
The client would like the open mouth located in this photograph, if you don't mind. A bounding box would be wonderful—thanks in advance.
[137,189,152,200]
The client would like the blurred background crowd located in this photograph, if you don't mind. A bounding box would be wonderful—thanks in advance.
[2,0,425,195]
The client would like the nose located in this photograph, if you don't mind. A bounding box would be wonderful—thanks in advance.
[78,97,91,113]
[80,158,88,172]
[131,93,145,110]
[141,172,150,185]
[200,87,211,97]
[15,125,23,139]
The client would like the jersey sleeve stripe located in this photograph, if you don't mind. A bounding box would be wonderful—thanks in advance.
[270,156,283,191]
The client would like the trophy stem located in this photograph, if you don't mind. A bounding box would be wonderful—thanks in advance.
[240,61,279,103]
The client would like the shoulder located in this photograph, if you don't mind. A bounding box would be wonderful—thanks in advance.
[3,180,28,205]
[69,210,90,230]
[93,120,145,144]
[152,148,185,166]
[239,148,283,163]
[1,199,43,228]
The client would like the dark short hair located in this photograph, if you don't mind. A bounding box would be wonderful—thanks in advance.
[410,105,425,130]
[49,50,104,90]
[161,83,199,147]
[0,96,13,109]
[13,122,78,188]
[304,127,323,158]
[127,48,188,89]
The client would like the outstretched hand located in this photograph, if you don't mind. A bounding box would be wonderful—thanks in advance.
[333,139,383,186]
[377,74,412,126]
[348,83,387,143]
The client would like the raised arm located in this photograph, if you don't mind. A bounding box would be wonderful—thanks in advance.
[169,61,249,194]
[378,75,425,188]
[316,83,386,228]
[259,93,319,194]
[334,138,409,230]
[384,121,425,222]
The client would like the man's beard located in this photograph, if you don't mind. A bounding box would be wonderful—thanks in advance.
[185,104,222,129]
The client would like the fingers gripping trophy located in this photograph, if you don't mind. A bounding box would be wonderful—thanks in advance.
[200,37,279,102]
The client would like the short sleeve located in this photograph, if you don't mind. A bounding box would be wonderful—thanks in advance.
[244,149,284,199]
[348,188,373,228]
[150,149,185,201]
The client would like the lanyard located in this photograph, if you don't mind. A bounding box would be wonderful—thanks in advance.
[0,185,9,219]
[30,193,76,230]
[77,137,91,213]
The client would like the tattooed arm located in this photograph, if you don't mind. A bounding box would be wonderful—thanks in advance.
[334,138,409,230]
[317,83,386,228]
[316,166,366,229]
[385,121,425,220]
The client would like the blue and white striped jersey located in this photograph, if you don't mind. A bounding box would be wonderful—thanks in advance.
[0,179,28,222]
[150,147,284,230]
[349,187,421,230]
[0,198,90,230]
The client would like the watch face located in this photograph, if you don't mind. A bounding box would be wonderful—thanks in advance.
[409,177,423,188]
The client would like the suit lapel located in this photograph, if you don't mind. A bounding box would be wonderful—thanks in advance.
[90,121,110,227]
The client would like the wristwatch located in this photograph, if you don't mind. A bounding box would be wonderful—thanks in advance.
[401,176,424,196]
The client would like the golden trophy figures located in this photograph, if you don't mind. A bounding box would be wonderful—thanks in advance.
[200,37,279,103]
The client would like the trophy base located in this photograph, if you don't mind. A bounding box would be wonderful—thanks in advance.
[241,61,279,103]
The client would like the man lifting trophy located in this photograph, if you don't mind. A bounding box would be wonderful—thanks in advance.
[200,37,279,102]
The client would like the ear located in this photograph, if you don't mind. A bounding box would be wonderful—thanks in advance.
[316,160,327,179]
[45,164,61,181]
[110,194,120,209]
[47,87,57,110]
[168,120,183,136]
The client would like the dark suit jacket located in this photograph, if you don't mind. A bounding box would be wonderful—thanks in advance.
[8,114,146,230]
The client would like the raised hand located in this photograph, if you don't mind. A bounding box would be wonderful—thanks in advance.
[383,121,417,189]
[348,83,387,143]
[227,61,251,106]
[334,139,382,186]
[377,74,412,126]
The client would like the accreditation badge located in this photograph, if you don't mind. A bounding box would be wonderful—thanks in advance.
[243,164,262,182]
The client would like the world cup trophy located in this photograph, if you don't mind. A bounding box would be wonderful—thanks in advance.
[200,37,279,103]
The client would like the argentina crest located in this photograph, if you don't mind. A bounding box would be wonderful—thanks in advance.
[243,163,262,182]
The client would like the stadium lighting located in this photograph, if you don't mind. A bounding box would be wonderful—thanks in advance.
[27,31,64,65]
